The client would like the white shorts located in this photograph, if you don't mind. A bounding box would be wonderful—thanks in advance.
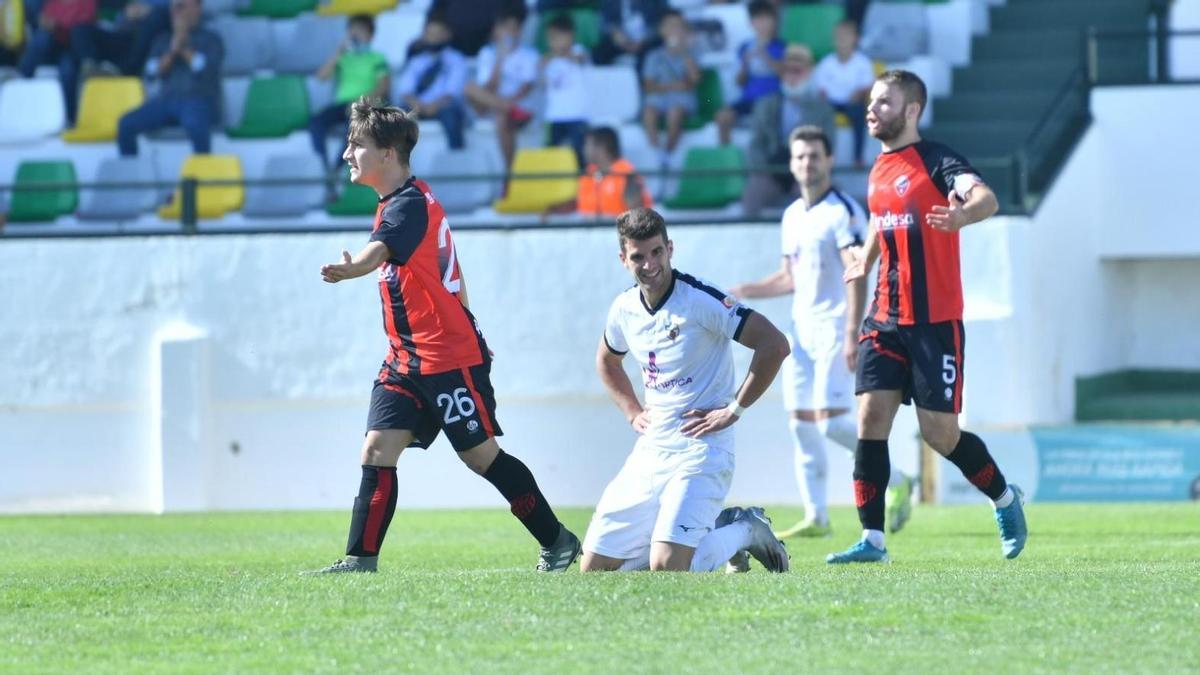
[583,436,735,560]
[782,320,854,412]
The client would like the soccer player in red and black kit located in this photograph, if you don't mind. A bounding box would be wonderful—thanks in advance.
[828,70,1028,563]
[308,99,582,573]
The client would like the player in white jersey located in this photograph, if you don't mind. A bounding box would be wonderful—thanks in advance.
[580,207,792,573]
[732,125,914,539]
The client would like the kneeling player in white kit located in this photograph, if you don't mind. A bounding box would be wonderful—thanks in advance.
[580,208,792,573]
[732,126,914,539]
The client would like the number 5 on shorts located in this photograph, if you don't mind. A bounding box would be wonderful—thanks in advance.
[436,387,476,425]
[942,354,957,385]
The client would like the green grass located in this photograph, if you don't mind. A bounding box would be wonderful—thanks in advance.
[2,504,1198,673]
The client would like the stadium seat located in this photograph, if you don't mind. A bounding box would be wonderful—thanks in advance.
[159,155,245,220]
[77,157,160,221]
[212,16,274,75]
[663,146,744,209]
[325,165,378,216]
[2,0,24,52]
[0,79,66,142]
[686,67,723,129]
[226,75,310,138]
[242,153,325,217]
[315,0,395,17]
[781,4,844,60]
[271,14,346,74]
[239,0,315,19]
[583,66,640,125]
[860,2,929,63]
[536,8,601,53]
[372,7,424,69]
[7,160,77,222]
[62,77,145,143]
[412,146,499,214]
[492,147,578,214]
[696,3,753,64]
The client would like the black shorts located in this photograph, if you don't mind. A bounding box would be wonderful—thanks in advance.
[366,362,503,452]
[855,318,965,413]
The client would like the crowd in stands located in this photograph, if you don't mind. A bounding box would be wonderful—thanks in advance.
[0,0,884,223]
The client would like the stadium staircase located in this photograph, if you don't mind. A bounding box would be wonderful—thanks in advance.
[926,0,1155,213]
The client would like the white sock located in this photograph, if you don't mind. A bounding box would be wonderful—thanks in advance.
[618,550,651,571]
[789,418,829,524]
[862,529,885,550]
[689,520,752,572]
[992,486,1014,509]
[817,413,858,451]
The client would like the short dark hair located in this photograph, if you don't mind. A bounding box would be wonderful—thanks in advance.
[788,125,832,156]
[587,126,620,159]
[616,208,668,248]
[877,69,927,117]
[748,0,777,19]
[348,13,374,36]
[496,2,526,25]
[660,8,684,24]
[349,97,419,166]
[425,9,450,30]
[547,12,575,34]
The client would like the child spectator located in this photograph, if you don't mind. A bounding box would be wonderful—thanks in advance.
[813,20,875,166]
[640,9,698,168]
[714,0,784,146]
[543,125,652,219]
[465,6,538,171]
[540,13,589,167]
[396,11,468,149]
[309,14,389,170]
[17,0,95,123]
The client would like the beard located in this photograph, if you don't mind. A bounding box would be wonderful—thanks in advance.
[870,114,907,142]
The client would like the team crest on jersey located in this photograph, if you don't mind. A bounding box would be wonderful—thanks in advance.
[893,175,911,196]
[722,295,737,308]
[667,323,680,341]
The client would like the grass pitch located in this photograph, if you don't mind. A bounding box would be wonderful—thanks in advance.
[2,503,1198,674]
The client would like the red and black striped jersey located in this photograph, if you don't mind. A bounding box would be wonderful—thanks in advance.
[866,140,985,326]
[369,176,489,376]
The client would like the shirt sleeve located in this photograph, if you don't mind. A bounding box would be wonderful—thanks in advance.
[474,47,494,86]
[603,299,628,355]
[927,144,986,200]
[368,194,429,265]
[692,279,753,341]
[831,192,866,248]
[443,50,468,100]
[855,53,876,89]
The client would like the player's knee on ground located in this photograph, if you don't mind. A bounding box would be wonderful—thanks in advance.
[649,542,693,572]
[579,551,623,572]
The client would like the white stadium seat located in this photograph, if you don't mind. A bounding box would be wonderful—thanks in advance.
[0,79,66,142]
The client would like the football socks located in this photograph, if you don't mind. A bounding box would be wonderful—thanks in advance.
[946,431,1010,502]
[853,439,891,532]
[345,465,398,557]
[483,449,561,548]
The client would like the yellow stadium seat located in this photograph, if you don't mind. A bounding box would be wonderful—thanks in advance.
[62,77,145,143]
[1,0,24,51]
[315,0,395,16]
[492,147,579,214]
[159,155,244,220]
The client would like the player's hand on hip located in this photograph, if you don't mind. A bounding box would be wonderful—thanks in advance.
[320,250,354,283]
[680,408,737,438]
[927,192,969,232]
[630,408,652,434]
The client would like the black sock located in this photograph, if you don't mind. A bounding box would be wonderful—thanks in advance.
[482,449,561,548]
[946,431,1009,501]
[854,439,891,533]
[345,465,398,557]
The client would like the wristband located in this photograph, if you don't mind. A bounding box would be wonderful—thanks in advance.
[726,402,746,417]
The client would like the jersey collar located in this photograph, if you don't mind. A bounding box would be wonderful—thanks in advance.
[377,176,416,203]
[639,269,677,315]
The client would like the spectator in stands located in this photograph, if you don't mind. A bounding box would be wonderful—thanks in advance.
[465,5,537,172]
[742,44,834,217]
[543,125,652,219]
[813,20,874,166]
[116,0,221,156]
[640,9,698,169]
[594,0,667,67]
[72,0,172,78]
[540,12,588,167]
[427,0,513,57]
[16,0,94,123]
[396,11,468,150]
[308,14,389,171]
[714,0,784,146]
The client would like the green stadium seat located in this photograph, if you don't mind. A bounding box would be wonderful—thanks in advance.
[239,0,316,18]
[781,4,844,60]
[226,76,310,139]
[8,160,77,222]
[664,146,745,209]
[536,8,601,53]
[326,166,378,216]
[687,68,723,129]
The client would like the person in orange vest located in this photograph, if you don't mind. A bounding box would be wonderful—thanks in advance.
[544,126,652,220]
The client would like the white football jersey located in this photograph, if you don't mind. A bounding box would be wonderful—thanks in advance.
[604,271,752,452]
[781,187,866,325]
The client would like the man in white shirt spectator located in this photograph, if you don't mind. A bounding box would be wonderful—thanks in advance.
[396,11,469,149]
[465,6,538,170]
[541,13,589,167]
[813,21,875,167]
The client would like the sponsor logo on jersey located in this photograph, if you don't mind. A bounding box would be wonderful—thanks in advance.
[894,174,911,196]
[870,211,915,230]
[645,351,659,384]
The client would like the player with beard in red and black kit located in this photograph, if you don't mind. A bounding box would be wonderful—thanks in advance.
[827,70,1028,564]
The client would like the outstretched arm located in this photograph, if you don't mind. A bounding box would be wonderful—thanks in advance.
[730,256,793,300]
[596,338,650,434]
[927,184,999,232]
[843,226,879,283]
[320,240,390,283]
